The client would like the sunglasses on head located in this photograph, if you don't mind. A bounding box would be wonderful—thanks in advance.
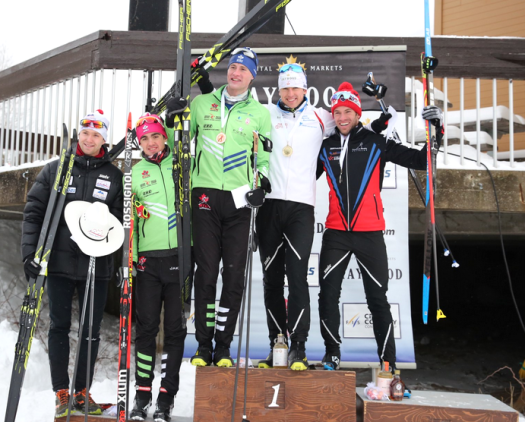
[331,91,360,104]
[231,47,258,64]
[279,64,305,73]
[136,114,163,128]
[80,119,107,129]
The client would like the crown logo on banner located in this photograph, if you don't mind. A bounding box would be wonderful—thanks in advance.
[277,55,306,71]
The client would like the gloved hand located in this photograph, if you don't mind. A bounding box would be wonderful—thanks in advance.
[194,67,214,95]
[371,112,392,134]
[23,254,41,281]
[260,174,272,194]
[165,97,188,128]
[245,188,265,208]
[422,105,443,129]
[362,81,387,99]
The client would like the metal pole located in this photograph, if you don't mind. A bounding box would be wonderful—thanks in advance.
[476,78,481,166]
[492,79,498,168]
[443,77,448,165]
[46,85,53,160]
[509,79,514,167]
[91,71,97,112]
[110,69,117,148]
[459,77,464,166]
[410,77,415,147]
[14,96,21,166]
[0,101,5,166]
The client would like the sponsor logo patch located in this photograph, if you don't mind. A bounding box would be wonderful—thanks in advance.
[96,179,111,190]
[93,189,108,201]
[198,193,211,211]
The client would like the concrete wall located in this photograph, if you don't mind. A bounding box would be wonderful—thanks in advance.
[2,163,524,238]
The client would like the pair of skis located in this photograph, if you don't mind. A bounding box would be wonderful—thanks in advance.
[421,0,445,324]
[5,125,76,422]
[361,0,446,325]
[116,113,134,422]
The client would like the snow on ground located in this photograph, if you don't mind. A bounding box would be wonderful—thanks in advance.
[0,220,196,421]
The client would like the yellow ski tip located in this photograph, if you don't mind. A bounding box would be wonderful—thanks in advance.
[436,309,446,320]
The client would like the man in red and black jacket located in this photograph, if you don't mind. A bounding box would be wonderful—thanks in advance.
[316,82,443,371]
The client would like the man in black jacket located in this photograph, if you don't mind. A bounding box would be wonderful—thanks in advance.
[317,82,443,372]
[21,110,123,418]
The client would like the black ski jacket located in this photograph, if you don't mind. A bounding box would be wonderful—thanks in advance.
[317,123,427,232]
[22,146,123,281]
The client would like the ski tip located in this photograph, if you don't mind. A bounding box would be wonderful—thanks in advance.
[436,309,446,320]
[422,312,428,325]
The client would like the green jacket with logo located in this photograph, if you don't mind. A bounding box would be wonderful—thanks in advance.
[131,145,178,262]
[190,85,272,191]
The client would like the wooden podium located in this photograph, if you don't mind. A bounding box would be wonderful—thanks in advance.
[356,388,519,422]
[194,367,357,421]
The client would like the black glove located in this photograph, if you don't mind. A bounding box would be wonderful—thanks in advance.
[362,81,387,99]
[246,188,265,208]
[371,112,392,134]
[195,67,214,95]
[259,174,272,194]
[165,97,188,128]
[422,105,443,129]
[23,254,41,281]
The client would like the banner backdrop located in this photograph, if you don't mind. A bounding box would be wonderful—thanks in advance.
[184,48,415,366]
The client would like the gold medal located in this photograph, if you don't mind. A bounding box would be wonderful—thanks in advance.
[282,145,293,157]
[216,132,227,144]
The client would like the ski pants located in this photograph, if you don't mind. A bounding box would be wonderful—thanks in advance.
[192,188,251,350]
[318,229,396,367]
[256,199,314,349]
[47,275,108,392]
[134,255,187,397]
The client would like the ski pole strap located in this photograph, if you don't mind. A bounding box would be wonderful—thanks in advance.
[257,132,273,153]
[133,195,150,219]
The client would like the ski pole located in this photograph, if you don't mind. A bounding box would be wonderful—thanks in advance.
[361,73,458,267]
[231,131,261,422]
[84,256,96,422]
[67,256,96,422]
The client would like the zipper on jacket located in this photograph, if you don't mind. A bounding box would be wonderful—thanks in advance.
[345,152,351,231]
[373,194,380,220]
[196,151,202,176]
[158,163,173,250]
[141,218,146,238]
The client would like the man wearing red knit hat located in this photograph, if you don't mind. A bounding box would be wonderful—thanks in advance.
[316,82,443,372]
[22,110,123,417]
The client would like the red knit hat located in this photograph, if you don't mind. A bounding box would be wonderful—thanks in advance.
[331,82,362,116]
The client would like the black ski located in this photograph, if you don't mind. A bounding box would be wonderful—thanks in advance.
[108,0,293,161]
[5,124,76,422]
[116,113,134,422]
[172,0,193,321]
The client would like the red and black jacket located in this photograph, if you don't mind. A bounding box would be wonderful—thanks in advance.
[317,123,427,232]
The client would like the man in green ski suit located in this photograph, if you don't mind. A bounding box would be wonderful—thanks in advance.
[189,47,272,367]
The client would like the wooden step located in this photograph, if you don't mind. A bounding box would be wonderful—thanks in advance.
[194,367,356,422]
[356,388,519,422]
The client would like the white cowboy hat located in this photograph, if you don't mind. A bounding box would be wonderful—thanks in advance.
[65,201,124,257]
